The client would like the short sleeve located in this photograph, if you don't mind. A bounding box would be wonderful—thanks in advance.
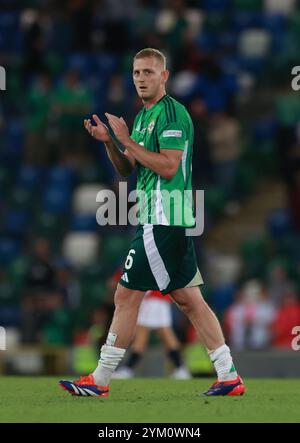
[158,122,186,151]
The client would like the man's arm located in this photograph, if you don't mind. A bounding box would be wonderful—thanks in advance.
[84,114,135,177]
[105,113,182,180]
[103,140,136,177]
[124,139,182,180]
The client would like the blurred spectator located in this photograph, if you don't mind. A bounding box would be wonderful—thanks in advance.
[52,70,92,167]
[0,270,18,328]
[224,280,276,350]
[129,0,157,43]
[249,287,277,350]
[20,238,59,343]
[106,74,127,116]
[89,306,112,348]
[55,257,81,310]
[272,284,300,348]
[188,98,212,187]
[172,38,204,73]
[66,0,93,51]
[25,238,56,293]
[155,0,188,57]
[40,293,71,345]
[72,304,113,374]
[96,0,133,53]
[207,112,241,197]
[267,261,295,305]
[193,57,238,113]
[275,84,300,230]
[25,73,54,164]
[289,126,300,230]
[21,9,47,82]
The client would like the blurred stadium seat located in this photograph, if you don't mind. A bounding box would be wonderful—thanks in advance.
[17,165,44,189]
[73,184,106,214]
[267,208,293,238]
[43,186,72,214]
[238,29,271,57]
[71,214,98,232]
[0,237,20,266]
[63,233,100,267]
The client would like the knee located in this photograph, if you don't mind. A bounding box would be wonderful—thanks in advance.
[114,286,141,311]
[114,287,129,309]
[176,299,193,316]
[174,293,208,316]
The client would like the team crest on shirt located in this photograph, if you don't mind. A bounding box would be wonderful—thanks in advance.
[136,123,146,134]
[147,120,155,132]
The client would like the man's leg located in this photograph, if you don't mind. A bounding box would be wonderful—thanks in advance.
[156,327,183,369]
[170,286,238,383]
[156,327,191,379]
[59,283,146,396]
[131,325,150,354]
[113,326,150,378]
[92,284,145,386]
[156,327,180,351]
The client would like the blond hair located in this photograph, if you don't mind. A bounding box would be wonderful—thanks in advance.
[134,48,166,70]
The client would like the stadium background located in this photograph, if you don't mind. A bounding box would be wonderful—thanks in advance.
[0,0,300,378]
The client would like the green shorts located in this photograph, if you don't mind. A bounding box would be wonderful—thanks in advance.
[119,224,203,295]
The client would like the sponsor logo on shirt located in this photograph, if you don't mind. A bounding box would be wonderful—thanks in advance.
[162,130,182,138]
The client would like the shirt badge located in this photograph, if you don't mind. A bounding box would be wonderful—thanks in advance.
[148,120,155,132]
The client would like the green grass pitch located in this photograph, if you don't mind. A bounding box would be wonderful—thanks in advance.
[0,377,299,423]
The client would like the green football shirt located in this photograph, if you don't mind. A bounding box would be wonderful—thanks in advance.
[131,94,195,227]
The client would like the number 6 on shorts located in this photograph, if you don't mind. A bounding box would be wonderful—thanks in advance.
[125,249,136,270]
